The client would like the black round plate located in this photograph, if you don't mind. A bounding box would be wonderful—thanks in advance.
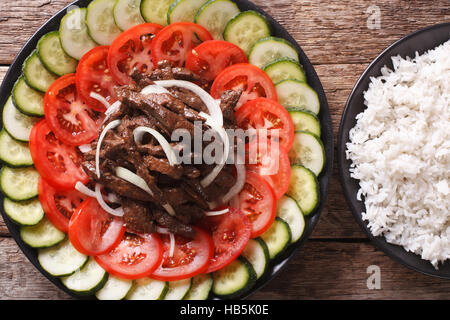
[338,23,450,278]
[0,0,333,299]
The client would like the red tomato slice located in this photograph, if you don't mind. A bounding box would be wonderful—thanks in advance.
[29,120,89,190]
[151,22,213,67]
[151,227,214,281]
[246,137,291,199]
[236,171,277,238]
[185,40,248,81]
[76,46,118,111]
[108,23,164,85]
[69,198,125,256]
[197,208,251,273]
[38,178,86,233]
[95,233,163,280]
[236,97,295,151]
[44,74,104,146]
[210,63,277,108]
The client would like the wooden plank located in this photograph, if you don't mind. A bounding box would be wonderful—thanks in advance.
[0,0,448,65]
[1,237,450,300]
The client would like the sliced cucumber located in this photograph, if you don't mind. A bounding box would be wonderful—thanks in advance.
[289,131,325,176]
[126,278,168,300]
[241,238,270,279]
[212,256,257,299]
[2,97,40,142]
[288,109,321,137]
[277,195,305,243]
[60,7,97,60]
[168,0,209,24]
[38,239,88,277]
[22,51,58,93]
[37,31,78,76]
[263,58,306,84]
[96,275,133,300]
[183,274,213,300]
[62,258,108,295]
[113,0,145,31]
[3,197,44,226]
[287,165,319,215]
[276,79,320,115]
[12,77,45,117]
[223,11,271,55]
[249,37,299,68]
[20,217,66,248]
[164,278,192,300]
[260,217,291,259]
[87,0,122,46]
[0,166,39,201]
[194,0,240,40]
[0,130,33,167]
[140,0,173,26]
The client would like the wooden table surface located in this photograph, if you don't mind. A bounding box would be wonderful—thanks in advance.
[0,0,449,300]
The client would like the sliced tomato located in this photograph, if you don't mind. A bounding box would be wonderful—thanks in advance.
[76,46,118,111]
[210,63,277,108]
[236,97,295,151]
[68,198,125,256]
[44,74,104,146]
[246,137,291,199]
[151,227,213,281]
[95,233,163,280]
[29,120,89,190]
[108,23,164,85]
[185,40,248,81]
[197,208,251,273]
[151,22,213,67]
[38,178,86,233]
[236,171,277,238]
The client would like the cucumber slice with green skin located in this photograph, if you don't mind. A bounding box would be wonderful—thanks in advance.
[194,0,240,40]
[183,274,213,300]
[0,130,33,167]
[260,217,292,259]
[126,278,168,300]
[263,58,306,84]
[38,239,89,277]
[37,31,78,76]
[276,79,320,115]
[0,166,39,201]
[22,51,58,93]
[2,97,40,142]
[287,165,319,215]
[289,131,325,175]
[241,238,270,279]
[62,258,108,295]
[168,0,209,24]
[12,76,45,117]
[288,109,321,137]
[96,275,133,300]
[212,256,257,299]
[114,0,145,31]
[140,0,173,26]
[164,278,192,300]
[277,195,305,243]
[223,11,271,55]
[87,0,122,46]
[59,7,97,60]
[249,37,299,68]
[3,197,44,227]
[20,217,66,248]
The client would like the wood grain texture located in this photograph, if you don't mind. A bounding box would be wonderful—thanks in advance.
[0,0,449,300]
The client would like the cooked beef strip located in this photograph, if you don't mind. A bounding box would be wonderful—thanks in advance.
[123,199,155,234]
[153,209,196,238]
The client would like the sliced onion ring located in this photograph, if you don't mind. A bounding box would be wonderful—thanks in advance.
[222,162,246,203]
[205,208,230,216]
[96,120,122,178]
[95,184,124,217]
[75,181,96,198]
[90,92,111,109]
[133,126,179,166]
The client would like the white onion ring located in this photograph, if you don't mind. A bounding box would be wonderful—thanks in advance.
[96,120,122,178]
[95,184,124,217]
[133,126,179,166]
[222,163,246,203]
[205,208,230,216]
[90,92,111,109]
[75,182,96,198]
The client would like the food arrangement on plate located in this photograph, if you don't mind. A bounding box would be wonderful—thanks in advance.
[340,24,450,274]
[0,0,330,299]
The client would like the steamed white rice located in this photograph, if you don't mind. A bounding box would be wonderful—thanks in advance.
[346,39,450,268]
